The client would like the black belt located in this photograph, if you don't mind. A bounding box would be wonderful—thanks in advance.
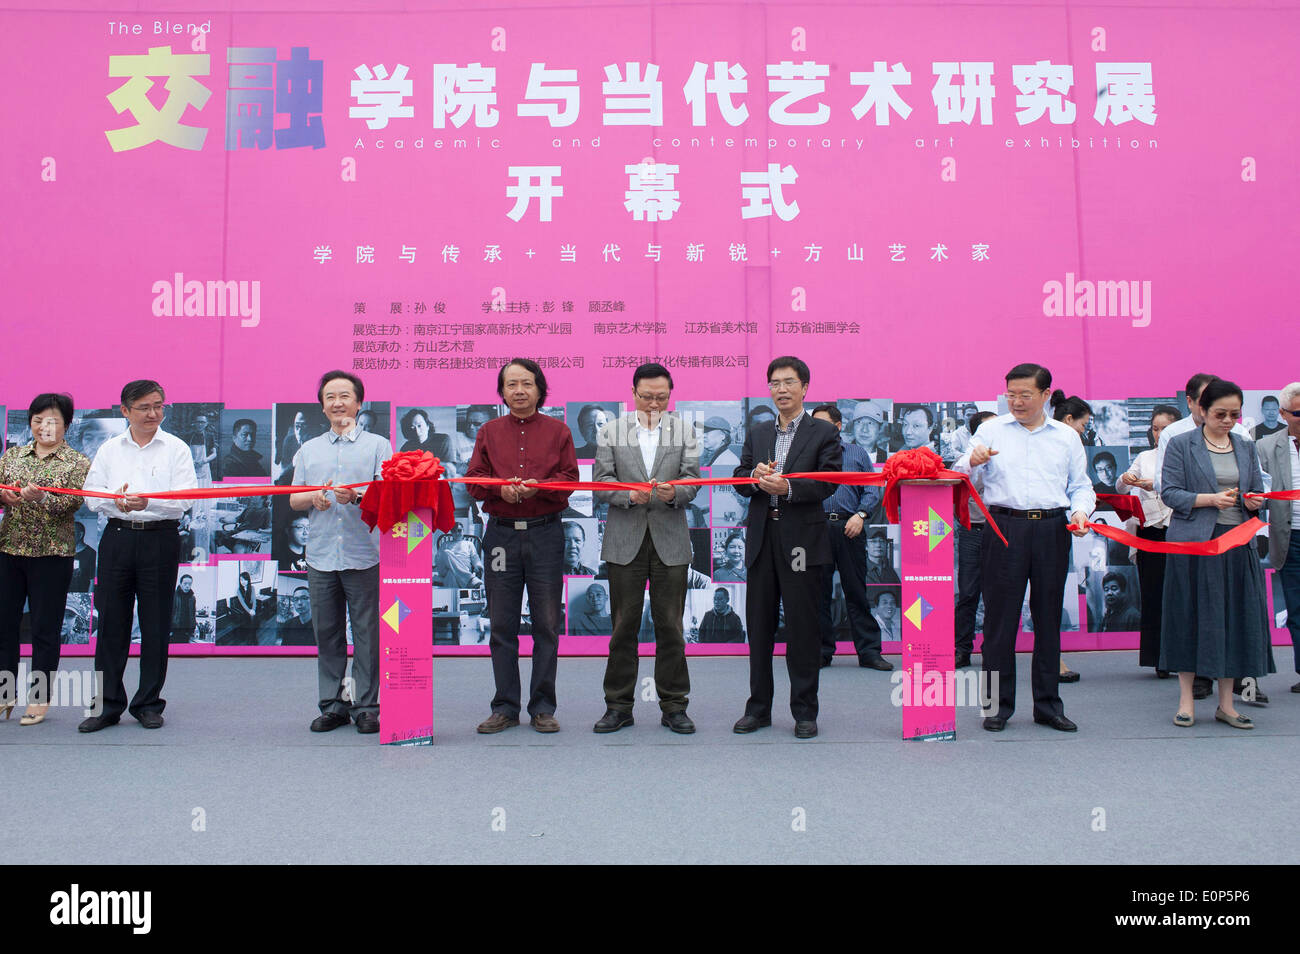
[107,519,179,532]
[492,512,560,531]
[988,506,1066,520]
[826,511,855,522]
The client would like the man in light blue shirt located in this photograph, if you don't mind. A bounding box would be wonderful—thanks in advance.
[954,363,1094,733]
[290,371,392,734]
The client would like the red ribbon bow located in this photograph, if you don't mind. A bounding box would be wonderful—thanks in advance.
[359,451,456,534]
[880,447,1007,545]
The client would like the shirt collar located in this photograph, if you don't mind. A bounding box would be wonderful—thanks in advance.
[327,426,360,444]
[635,414,663,436]
[776,411,806,434]
[508,410,540,425]
[119,427,165,450]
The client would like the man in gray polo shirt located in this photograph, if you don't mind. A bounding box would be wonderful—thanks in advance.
[290,371,392,734]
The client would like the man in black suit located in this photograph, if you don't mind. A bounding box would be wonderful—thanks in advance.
[732,356,841,739]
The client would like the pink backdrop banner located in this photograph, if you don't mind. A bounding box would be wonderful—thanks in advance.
[0,0,1296,657]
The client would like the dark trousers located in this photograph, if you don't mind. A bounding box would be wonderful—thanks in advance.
[817,520,882,661]
[603,531,690,713]
[1280,531,1300,675]
[0,553,73,705]
[93,525,180,720]
[745,519,824,722]
[954,523,985,656]
[980,513,1068,720]
[1135,525,1168,668]
[307,564,380,717]
[484,517,563,718]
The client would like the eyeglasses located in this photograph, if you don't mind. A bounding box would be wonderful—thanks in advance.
[1280,407,1300,417]
[128,403,166,414]
[767,378,803,392]
[1207,409,1242,421]
[1004,390,1044,405]
[634,392,671,406]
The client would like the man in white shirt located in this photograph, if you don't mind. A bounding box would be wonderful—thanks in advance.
[79,380,197,732]
[954,363,1094,733]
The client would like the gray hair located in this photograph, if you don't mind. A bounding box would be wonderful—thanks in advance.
[1279,382,1300,409]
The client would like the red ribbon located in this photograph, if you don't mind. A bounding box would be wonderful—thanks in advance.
[1083,517,1265,556]
[358,451,456,535]
[1095,493,1146,523]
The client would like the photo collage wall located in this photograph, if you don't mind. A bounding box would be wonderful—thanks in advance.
[0,389,1291,650]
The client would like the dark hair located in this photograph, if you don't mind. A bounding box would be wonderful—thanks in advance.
[811,402,841,424]
[874,590,898,605]
[497,358,548,405]
[1092,451,1117,470]
[1147,403,1182,448]
[1186,373,1217,400]
[239,571,251,583]
[968,410,997,435]
[1198,378,1244,412]
[294,586,309,597]
[898,404,935,425]
[121,379,165,407]
[747,404,776,425]
[577,404,607,431]
[27,392,74,429]
[564,521,585,540]
[713,587,730,598]
[1101,570,1127,592]
[400,408,431,441]
[766,355,810,387]
[723,529,744,548]
[868,530,888,541]
[232,418,256,436]
[1261,395,1280,407]
[632,362,673,391]
[1005,363,1051,390]
[1050,391,1093,422]
[317,370,364,405]
[179,574,193,584]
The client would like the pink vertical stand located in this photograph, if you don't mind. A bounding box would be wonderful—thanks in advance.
[378,507,434,745]
[898,480,959,741]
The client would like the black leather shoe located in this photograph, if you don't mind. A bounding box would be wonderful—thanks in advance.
[1192,677,1212,700]
[954,652,971,669]
[982,715,1006,732]
[137,711,164,729]
[78,715,120,733]
[593,709,634,733]
[310,711,351,732]
[859,656,894,671]
[1156,669,1172,679]
[1291,680,1300,694]
[661,711,695,734]
[794,720,818,739]
[1059,669,1081,683]
[732,714,771,734]
[820,657,833,668]
[1034,714,1078,732]
[355,712,379,734]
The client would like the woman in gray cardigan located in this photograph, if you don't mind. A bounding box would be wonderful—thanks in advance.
[1159,379,1273,729]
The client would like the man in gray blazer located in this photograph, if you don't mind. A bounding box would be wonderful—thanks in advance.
[1257,381,1300,693]
[592,363,701,734]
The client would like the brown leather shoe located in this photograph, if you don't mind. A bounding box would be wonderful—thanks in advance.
[476,712,519,734]
[530,712,560,733]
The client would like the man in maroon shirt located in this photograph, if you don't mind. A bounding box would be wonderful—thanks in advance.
[467,358,578,733]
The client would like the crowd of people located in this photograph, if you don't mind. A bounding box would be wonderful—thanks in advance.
[0,361,1295,739]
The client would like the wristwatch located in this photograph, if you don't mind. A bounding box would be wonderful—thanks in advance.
[855,510,867,520]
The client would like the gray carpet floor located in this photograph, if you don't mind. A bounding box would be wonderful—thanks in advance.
[2,650,1295,864]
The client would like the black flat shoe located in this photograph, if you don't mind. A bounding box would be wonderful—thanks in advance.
[1156,669,1172,679]
[954,652,972,669]
[310,712,351,732]
[593,709,634,733]
[137,711,164,729]
[1059,669,1080,683]
[1033,714,1078,732]
[982,716,1006,732]
[660,711,695,734]
[732,715,771,734]
[355,712,379,734]
[794,720,818,739]
[78,715,120,733]
[859,656,894,671]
